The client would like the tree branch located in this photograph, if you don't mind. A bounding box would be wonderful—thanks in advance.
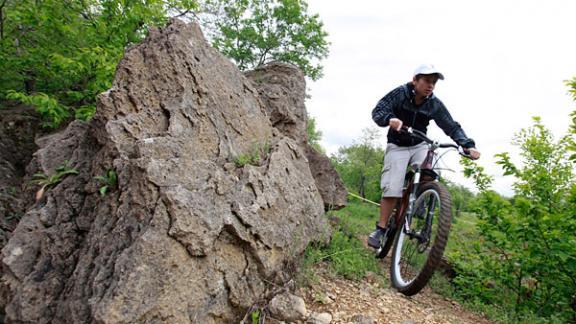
[173,9,191,18]
[256,47,270,67]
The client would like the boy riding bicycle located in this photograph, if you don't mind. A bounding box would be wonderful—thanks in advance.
[368,64,481,249]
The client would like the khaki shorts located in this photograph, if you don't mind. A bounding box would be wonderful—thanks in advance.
[380,142,428,198]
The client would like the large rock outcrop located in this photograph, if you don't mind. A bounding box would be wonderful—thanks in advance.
[245,63,347,210]
[0,19,344,323]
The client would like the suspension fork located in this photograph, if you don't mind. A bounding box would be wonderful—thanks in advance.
[421,194,436,239]
[401,170,421,234]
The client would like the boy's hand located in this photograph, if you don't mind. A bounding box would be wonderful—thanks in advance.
[389,118,403,131]
[465,148,481,160]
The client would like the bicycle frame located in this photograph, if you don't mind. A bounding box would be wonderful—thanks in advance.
[385,126,475,295]
[393,152,431,237]
[392,129,453,238]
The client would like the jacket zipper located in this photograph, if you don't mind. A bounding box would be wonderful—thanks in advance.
[410,109,418,146]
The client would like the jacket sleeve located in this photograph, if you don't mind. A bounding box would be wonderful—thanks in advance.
[433,100,476,148]
[372,86,403,127]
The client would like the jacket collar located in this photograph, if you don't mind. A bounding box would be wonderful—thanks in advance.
[404,82,435,103]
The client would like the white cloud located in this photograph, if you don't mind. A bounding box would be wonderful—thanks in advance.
[305,0,576,196]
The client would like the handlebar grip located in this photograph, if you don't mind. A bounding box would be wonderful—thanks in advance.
[400,126,433,143]
[458,147,475,159]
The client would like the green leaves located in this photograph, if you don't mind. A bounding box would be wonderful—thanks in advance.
[6,90,70,128]
[232,141,271,167]
[494,152,518,176]
[2,0,328,130]
[199,0,329,80]
[455,117,576,321]
[94,169,118,196]
[306,115,323,152]
[331,128,384,203]
[32,160,79,200]
[460,157,493,192]
[0,0,198,127]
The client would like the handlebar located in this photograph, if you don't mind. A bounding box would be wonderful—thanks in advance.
[399,126,473,159]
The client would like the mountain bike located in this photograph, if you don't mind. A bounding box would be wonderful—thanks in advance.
[375,126,473,296]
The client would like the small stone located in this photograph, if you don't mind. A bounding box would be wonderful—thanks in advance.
[349,314,374,324]
[223,162,236,171]
[307,312,332,324]
[364,271,377,283]
[269,292,307,322]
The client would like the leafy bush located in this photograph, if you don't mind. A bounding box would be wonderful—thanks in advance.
[458,117,576,322]
[6,91,70,128]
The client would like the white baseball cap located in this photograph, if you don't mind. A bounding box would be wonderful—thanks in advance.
[413,64,444,80]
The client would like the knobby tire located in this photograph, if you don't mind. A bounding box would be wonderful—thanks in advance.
[389,181,452,296]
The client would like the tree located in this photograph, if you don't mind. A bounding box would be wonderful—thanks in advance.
[460,117,576,321]
[1,0,329,129]
[332,128,384,202]
[441,178,475,217]
[306,115,323,152]
[0,0,197,127]
[197,0,329,80]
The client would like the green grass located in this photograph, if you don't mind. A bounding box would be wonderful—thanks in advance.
[300,199,383,283]
[445,212,484,264]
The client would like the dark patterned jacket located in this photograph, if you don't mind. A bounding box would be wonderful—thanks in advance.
[372,83,475,148]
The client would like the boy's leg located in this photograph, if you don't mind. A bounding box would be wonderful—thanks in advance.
[378,197,397,228]
[368,144,408,248]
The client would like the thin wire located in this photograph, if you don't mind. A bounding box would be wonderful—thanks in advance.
[347,192,380,207]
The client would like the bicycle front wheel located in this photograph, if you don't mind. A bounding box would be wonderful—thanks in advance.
[390,181,452,296]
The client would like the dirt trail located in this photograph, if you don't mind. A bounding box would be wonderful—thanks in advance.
[301,261,492,324]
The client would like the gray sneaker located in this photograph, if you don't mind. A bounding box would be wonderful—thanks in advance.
[368,226,387,249]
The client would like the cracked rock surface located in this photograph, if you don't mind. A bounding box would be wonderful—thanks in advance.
[0,19,339,323]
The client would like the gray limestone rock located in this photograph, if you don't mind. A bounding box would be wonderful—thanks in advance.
[307,311,333,324]
[0,19,336,323]
[245,62,347,211]
[269,292,308,322]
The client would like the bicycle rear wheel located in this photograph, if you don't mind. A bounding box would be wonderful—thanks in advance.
[389,181,452,295]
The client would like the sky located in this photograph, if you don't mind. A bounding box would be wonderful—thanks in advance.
[303,0,576,196]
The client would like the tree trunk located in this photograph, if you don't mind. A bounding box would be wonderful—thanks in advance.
[359,174,365,198]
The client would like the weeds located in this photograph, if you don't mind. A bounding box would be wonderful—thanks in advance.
[94,169,118,196]
[32,160,78,201]
[233,141,271,167]
[251,309,260,324]
[6,212,23,221]
[299,201,382,283]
